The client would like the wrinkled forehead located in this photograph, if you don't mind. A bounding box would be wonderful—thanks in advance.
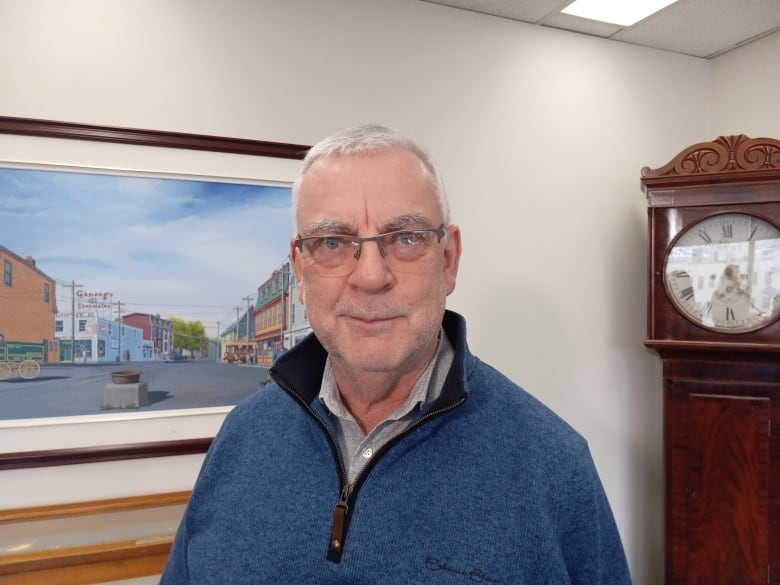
[294,149,442,232]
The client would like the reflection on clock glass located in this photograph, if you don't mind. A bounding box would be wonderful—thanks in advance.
[664,213,780,332]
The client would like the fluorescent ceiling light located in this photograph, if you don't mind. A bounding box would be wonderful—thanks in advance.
[561,0,679,26]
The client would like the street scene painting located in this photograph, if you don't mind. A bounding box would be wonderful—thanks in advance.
[0,164,301,420]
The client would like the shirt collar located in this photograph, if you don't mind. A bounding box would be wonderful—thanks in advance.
[318,328,455,424]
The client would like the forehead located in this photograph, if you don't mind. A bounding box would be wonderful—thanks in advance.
[296,149,441,230]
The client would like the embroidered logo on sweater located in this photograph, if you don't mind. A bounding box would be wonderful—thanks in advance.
[424,556,501,583]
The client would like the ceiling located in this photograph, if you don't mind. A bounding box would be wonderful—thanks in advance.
[419,0,780,58]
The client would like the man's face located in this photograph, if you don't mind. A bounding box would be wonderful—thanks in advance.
[291,148,461,377]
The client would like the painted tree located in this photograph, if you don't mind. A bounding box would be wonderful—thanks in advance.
[169,317,207,354]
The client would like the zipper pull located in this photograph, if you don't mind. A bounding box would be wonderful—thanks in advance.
[328,484,352,556]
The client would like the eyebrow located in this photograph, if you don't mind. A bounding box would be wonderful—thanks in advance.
[299,219,353,238]
[299,214,437,238]
[383,214,436,232]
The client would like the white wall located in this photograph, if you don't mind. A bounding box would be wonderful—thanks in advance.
[2,1,774,582]
[710,30,780,137]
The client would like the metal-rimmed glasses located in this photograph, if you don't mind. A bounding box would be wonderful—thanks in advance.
[294,225,447,277]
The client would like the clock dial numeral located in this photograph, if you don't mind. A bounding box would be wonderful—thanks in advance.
[679,286,695,302]
[697,230,712,244]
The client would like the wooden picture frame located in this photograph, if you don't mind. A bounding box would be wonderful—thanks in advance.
[0,116,309,471]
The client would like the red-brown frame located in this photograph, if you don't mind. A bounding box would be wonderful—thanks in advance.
[0,116,309,470]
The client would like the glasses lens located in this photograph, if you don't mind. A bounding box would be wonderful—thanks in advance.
[382,230,438,266]
[303,236,356,275]
[300,228,444,277]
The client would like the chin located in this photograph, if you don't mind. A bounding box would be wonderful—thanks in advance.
[340,350,401,372]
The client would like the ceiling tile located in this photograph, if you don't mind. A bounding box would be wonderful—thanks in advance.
[420,0,569,23]
[539,11,623,38]
[417,0,780,59]
[612,0,780,58]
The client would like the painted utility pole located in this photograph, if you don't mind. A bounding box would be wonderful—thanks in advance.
[113,300,123,362]
[62,280,82,363]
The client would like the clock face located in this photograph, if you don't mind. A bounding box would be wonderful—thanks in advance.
[664,212,780,333]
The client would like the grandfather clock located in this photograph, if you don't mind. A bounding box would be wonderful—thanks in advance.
[643,134,780,585]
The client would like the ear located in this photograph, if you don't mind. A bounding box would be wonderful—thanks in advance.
[442,225,462,296]
[290,238,306,304]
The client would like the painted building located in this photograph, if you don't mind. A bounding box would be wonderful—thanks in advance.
[54,315,147,363]
[122,312,174,359]
[0,246,59,362]
[221,260,312,365]
[222,306,255,344]
[205,338,221,362]
[253,264,289,364]
[221,305,256,363]
[284,269,312,349]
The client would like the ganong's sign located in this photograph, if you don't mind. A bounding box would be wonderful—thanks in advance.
[76,290,113,310]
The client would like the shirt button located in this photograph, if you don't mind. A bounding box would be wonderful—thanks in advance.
[362,448,373,459]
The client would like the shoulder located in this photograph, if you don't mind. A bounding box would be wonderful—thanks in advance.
[205,383,303,459]
[452,355,613,522]
[192,382,335,496]
[446,311,586,458]
[224,381,294,422]
[462,353,588,462]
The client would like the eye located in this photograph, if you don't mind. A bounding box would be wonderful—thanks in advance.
[320,236,346,251]
[393,231,420,246]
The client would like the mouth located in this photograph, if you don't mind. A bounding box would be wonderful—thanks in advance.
[337,302,407,328]
[343,313,400,328]
[346,314,396,323]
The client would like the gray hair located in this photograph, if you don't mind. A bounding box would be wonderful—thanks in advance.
[292,124,450,230]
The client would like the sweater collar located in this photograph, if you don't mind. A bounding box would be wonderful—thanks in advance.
[270,309,469,408]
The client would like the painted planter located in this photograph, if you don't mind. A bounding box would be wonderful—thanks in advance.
[111,370,142,384]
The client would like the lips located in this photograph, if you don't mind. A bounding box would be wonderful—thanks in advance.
[344,314,397,324]
[335,301,408,326]
[338,304,405,321]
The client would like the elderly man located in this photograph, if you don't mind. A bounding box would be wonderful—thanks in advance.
[161,124,632,584]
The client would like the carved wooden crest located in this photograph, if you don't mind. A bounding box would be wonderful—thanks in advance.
[642,135,780,184]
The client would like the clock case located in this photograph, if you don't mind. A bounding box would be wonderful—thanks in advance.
[644,134,780,351]
[643,135,780,585]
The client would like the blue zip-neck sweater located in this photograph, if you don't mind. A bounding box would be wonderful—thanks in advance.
[161,310,633,584]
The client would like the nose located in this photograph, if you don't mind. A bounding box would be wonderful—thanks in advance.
[347,238,393,289]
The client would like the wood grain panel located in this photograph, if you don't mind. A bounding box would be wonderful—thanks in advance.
[687,394,769,585]
[0,492,189,584]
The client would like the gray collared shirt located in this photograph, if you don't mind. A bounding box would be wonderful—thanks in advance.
[318,329,455,484]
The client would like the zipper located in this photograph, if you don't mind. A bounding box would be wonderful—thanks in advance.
[328,483,353,556]
[271,370,466,563]
[271,373,352,562]
[325,396,466,562]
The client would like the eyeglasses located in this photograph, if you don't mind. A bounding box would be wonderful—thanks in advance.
[294,225,447,277]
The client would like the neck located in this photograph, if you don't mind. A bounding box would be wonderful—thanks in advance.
[330,358,432,434]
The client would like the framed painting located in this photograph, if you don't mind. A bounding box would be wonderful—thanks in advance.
[0,117,309,472]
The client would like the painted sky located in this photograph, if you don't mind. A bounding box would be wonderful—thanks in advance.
[0,166,293,337]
